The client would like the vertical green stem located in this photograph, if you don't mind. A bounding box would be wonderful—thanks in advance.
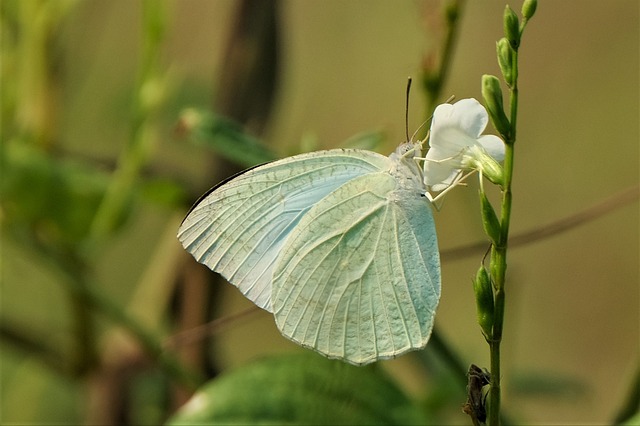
[89,0,166,241]
[423,0,466,116]
[488,42,519,426]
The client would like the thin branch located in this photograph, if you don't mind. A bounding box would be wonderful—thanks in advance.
[164,306,261,350]
[0,321,72,376]
[441,185,639,262]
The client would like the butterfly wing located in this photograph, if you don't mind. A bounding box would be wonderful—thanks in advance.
[177,150,391,311]
[271,165,440,365]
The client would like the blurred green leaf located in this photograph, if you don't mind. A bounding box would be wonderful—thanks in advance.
[0,141,115,245]
[139,178,187,208]
[167,353,429,425]
[178,108,277,167]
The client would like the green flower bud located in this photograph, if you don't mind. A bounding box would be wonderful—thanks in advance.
[480,155,505,187]
[473,266,495,338]
[496,38,514,86]
[522,0,537,20]
[481,75,511,139]
[480,191,501,245]
[503,5,520,49]
[464,146,505,187]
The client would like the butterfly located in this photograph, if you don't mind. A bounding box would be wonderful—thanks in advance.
[178,142,441,365]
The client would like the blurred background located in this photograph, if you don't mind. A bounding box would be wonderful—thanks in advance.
[1,0,638,424]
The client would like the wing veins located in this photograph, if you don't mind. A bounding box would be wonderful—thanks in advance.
[372,205,399,357]
[389,207,420,347]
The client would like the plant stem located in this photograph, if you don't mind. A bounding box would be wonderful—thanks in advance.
[488,41,519,426]
[423,0,467,116]
[89,0,166,241]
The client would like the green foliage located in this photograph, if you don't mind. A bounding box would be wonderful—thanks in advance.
[1,141,112,246]
[139,178,188,208]
[167,353,430,425]
[179,108,277,168]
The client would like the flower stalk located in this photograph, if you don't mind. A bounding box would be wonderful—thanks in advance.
[483,2,535,425]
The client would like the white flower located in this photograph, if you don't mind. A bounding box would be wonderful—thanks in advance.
[424,98,505,192]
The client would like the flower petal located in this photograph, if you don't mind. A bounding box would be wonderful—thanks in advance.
[478,135,505,161]
[427,127,476,160]
[424,160,457,188]
[432,98,489,140]
[429,169,460,192]
[424,98,505,193]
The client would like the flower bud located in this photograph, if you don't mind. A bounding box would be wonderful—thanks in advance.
[481,75,511,139]
[463,146,505,188]
[481,155,505,187]
[496,38,514,86]
[522,0,537,20]
[473,266,495,338]
[503,5,520,49]
[479,191,501,245]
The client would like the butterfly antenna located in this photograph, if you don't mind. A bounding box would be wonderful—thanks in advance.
[405,77,412,142]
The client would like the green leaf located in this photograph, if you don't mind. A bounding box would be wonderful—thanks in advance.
[167,353,429,425]
[139,178,187,208]
[1,141,111,245]
[179,108,277,167]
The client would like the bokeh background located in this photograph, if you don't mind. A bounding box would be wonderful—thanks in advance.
[1,0,638,424]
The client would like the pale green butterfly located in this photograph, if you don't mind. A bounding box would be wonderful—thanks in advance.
[177,140,441,365]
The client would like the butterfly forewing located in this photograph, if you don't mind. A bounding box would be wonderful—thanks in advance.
[177,150,391,311]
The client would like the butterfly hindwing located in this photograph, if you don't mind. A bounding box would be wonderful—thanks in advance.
[271,167,440,365]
